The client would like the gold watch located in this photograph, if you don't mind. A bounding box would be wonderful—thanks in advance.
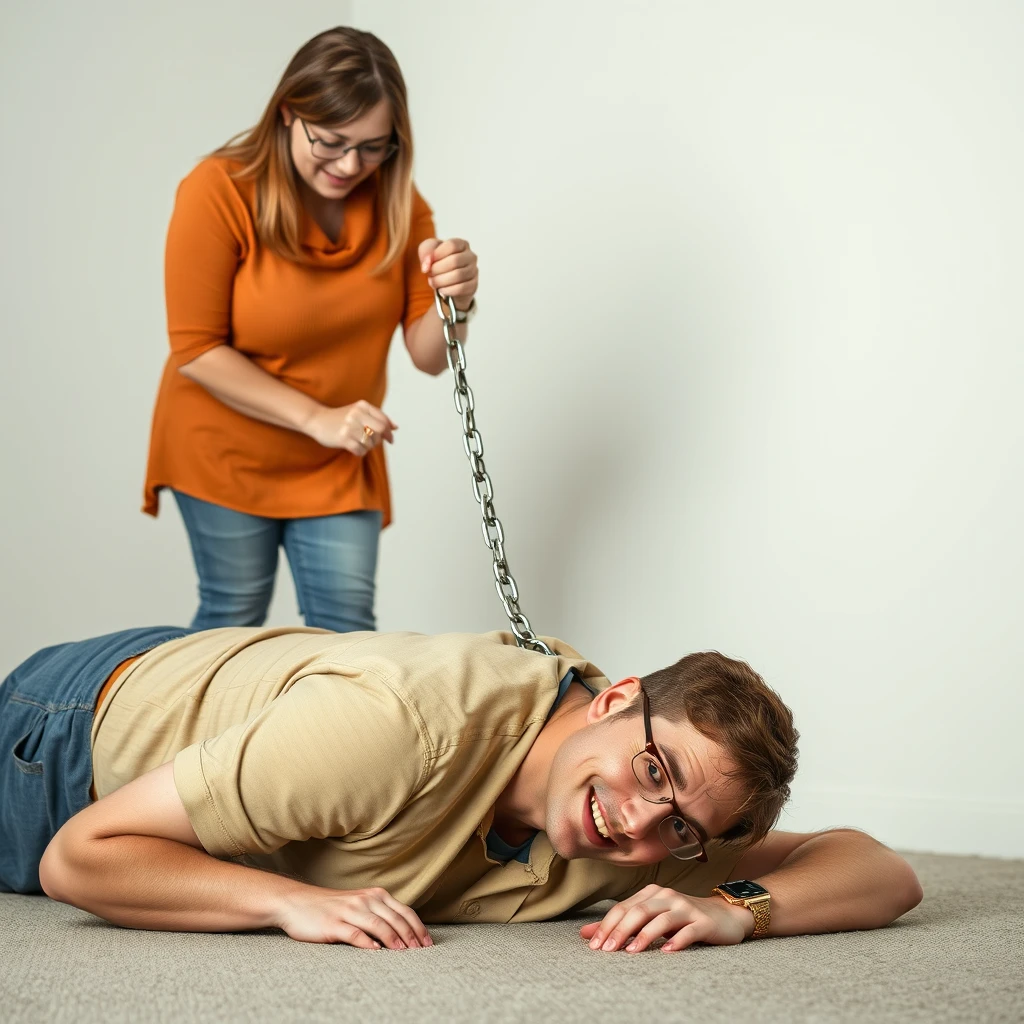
[712,880,771,939]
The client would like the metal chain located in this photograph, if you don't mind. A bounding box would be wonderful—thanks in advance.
[434,291,554,656]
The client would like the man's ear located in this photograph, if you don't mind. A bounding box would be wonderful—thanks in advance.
[585,677,642,725]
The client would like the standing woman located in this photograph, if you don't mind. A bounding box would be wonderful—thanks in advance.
[143,27,478,632]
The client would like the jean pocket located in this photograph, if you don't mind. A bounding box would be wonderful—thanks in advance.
[12,719,46,776]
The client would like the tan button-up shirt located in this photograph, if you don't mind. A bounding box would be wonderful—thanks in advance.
[91,628,742,923]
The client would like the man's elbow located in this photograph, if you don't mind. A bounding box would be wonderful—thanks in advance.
[895,858,924,917]
[871,844,923,925]
[826,828,924,924]
[38,834,73,903]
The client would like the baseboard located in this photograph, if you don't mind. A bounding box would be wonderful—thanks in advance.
[777,787,1024,859]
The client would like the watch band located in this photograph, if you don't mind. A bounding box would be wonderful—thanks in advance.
[712,885,772,939]
[747,896,771,939]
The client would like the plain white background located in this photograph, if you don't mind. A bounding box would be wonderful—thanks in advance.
[1,1,1021,857]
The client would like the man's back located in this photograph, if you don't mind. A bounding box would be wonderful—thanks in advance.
[91,626,611,909]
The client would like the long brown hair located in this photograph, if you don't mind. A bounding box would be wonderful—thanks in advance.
[212,27,413,272]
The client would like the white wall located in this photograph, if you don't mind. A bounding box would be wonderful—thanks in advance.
[1,1,1021,857]
[357,0,1024,858]
[0,0,353,643]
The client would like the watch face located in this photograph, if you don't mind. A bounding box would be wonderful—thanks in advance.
[719,880,768,900]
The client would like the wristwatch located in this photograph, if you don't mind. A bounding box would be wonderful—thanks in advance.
[712,880,771,939]
[453,297,477,324]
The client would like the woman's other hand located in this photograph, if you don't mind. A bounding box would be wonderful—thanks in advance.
[304,400,397,455]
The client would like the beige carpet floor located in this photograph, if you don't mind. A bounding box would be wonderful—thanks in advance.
[1,852,1021,1023]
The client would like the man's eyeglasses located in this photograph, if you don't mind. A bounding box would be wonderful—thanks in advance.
[631,687,709,862]
[299,119,398,166]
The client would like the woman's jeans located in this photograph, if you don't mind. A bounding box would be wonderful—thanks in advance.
[172,492,382,633]
[0,626,191,893]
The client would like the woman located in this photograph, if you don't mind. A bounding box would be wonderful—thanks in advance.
[143,26,478,632]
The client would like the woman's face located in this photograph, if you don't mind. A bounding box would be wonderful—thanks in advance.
[283,98,394,200]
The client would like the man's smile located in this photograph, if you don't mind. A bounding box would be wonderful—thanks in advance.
[583,787,618,849]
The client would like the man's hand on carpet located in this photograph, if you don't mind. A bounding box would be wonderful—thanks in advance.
[579,885,752,953]
[275,885,434,949]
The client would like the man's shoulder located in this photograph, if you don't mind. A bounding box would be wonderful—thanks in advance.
[312,629,606,743]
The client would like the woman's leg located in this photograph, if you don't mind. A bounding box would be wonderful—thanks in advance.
[172,491,282,629]
[282,510,383,632]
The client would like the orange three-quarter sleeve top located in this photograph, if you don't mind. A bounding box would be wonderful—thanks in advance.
[143,157,438,526]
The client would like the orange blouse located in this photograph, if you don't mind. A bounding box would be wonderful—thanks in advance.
[143,157,437,526]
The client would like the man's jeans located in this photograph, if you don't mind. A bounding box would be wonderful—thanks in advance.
[173,491,382,633]
[0,626,191,893]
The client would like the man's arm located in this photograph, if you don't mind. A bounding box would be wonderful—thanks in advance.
[724,827,923,937]
[39,762,432,949]
[580,828,922,953]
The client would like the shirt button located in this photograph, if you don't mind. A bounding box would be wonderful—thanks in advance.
[463,901,481,918]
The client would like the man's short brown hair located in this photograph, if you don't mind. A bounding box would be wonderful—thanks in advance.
[637,652,799,846]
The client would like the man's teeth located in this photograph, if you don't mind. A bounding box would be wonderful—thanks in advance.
[591,794,611,840]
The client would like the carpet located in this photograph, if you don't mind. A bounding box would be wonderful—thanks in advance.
[1,852,1021,1023]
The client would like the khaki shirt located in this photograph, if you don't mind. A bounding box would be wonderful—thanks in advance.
[92,628,742,923]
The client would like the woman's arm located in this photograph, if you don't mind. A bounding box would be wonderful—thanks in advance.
[39,762,430,948]
[403,237,478,375]
[179,344,321,431]
[404,307,470,375]
[180,345,396,452]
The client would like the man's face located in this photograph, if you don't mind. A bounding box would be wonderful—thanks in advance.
[543,680,745,866]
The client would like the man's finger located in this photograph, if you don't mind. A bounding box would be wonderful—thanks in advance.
[367,899,427,949]
[330,923,381,949]
[588,902,632,949]
[599,904,666,951]
[380,893,434,947]
[662,921,705,952]
[348,909,408,951]
[587,888,666,948]
[625,912,684,953]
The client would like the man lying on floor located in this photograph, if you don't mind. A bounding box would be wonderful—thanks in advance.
[1,626,922,952]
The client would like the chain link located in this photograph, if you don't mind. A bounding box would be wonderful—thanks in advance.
[434,291,553,657]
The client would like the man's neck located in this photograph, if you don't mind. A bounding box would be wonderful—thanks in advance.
[491,683,591,844]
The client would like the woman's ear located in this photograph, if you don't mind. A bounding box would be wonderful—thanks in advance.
[585,677,642,724]
[279,103,293,127]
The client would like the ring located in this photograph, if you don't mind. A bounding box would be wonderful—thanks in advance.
[362,425,375,444]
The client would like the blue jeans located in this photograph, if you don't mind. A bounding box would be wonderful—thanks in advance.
[0,626,191,893]
[172,492,382,633]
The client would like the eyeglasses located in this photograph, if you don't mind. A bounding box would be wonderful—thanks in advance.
[631,687,709,862]
[298,119,398,166]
